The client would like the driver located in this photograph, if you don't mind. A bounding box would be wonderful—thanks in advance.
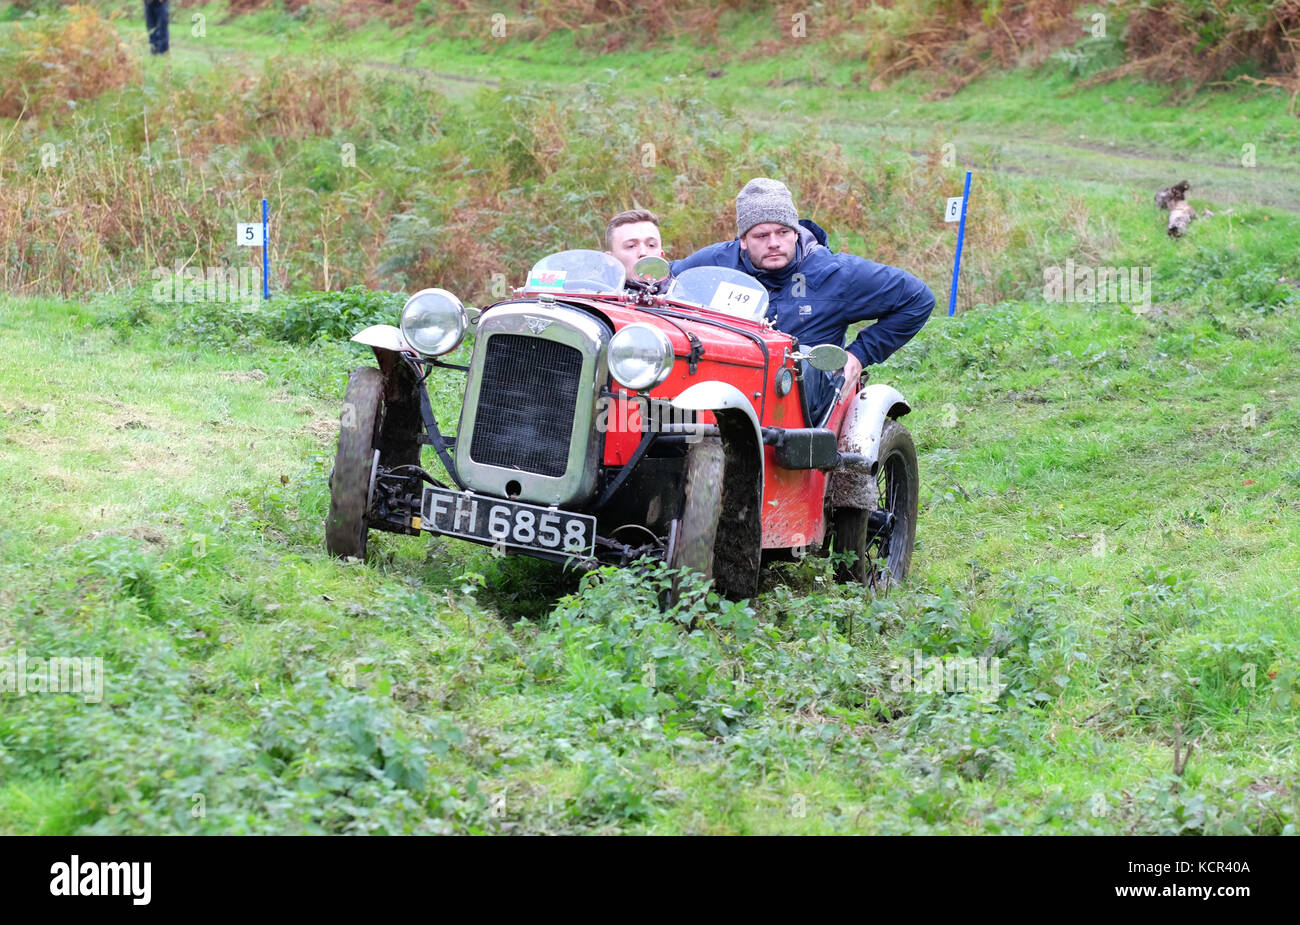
[669,177,934,423]
[604,209,665,284]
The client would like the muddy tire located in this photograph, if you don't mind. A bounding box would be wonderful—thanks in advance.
[667,437,725,600]
[325,367,383,560]
[832,419,918,592]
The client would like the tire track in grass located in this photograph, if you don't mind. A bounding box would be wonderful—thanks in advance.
[159,35,499,97]
[758,117,1300,215]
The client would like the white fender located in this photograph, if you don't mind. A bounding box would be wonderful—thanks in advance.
[671,381,764,495]
[671,381,765,584]
[672,382,762,447]
[830,383,911,508]
[350,324,414,354]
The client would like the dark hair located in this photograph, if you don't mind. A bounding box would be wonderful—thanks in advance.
[604,209,659,251]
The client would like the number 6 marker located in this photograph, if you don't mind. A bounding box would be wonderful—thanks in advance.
[946,171,972,317]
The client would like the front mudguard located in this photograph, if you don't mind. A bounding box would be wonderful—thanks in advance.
[350,324,417,379]
[829,383,911,509]
[670,382,764,594]
[670,382,763,492]
[349,324,423,471]
[351,324,412,356]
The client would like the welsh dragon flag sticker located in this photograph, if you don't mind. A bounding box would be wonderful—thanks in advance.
[528,269,567,289]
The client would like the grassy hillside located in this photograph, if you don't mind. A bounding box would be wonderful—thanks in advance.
[31,0,1300,91]
[2,3,1296,303]
[1,0,1298,834]
[2,212,1298,832]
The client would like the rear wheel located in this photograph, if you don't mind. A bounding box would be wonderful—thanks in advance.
[832,419,918,592]
[325,367,383,559]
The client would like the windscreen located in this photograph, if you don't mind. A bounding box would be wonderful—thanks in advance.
[666,266,770,322]
[524,250,626,295]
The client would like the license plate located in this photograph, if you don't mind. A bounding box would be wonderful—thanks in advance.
[420,487,596,557]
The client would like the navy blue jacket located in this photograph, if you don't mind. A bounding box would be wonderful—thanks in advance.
[669,221,935,368]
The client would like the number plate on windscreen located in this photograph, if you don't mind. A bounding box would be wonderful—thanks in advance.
[420,487,596,556]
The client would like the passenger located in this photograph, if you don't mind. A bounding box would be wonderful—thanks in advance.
[604,209,665,284]
[670,177,935,424]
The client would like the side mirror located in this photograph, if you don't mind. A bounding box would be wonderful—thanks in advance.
[632,255,670,282]
[806,343,848,372]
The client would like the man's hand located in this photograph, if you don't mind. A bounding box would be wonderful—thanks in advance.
[842,353,863,393]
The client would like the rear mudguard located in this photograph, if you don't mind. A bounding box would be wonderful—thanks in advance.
[829,383,911,509]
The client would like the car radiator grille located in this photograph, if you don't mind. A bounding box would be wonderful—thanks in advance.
[469,334,583,478]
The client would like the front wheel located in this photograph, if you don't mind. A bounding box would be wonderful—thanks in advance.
[325,367,383,559]
[667,437,724,601]
[665,435,762,602]
[832,418,918,591]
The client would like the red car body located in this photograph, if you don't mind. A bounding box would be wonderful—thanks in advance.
[327,250,918,597]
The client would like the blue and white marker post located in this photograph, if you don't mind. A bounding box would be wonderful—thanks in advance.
[236,198,272,300]
[261,198,269,300]
[945,170,972,317]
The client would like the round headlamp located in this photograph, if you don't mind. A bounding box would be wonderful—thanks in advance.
[608,323,674,392]
[400,288,468,357]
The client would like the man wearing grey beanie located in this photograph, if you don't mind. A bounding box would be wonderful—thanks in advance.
[670,177,935,422]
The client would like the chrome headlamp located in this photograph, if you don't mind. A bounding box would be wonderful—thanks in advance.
[400,288,468,357]
[608,323,673,392]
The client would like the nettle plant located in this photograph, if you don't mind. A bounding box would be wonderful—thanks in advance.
[527,561,761,737]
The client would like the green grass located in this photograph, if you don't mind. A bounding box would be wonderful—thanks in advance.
[2,224,1298,832]
[2,0,1299,835]
[125,3,1300,167]
[8,2,1297,300]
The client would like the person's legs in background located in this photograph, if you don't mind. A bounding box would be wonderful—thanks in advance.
[144,1,169,55]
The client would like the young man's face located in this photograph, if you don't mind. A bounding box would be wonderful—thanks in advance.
[606,221,663,278]
[740,222,798,270]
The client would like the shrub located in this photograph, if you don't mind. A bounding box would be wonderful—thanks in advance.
[0,4,137,119]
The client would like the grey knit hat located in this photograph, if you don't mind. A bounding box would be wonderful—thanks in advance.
[736,177,799,238]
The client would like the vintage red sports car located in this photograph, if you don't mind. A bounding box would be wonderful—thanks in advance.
[325,248,918,597]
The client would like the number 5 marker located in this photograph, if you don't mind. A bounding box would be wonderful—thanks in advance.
[236,199,271,299]
[236,222,263,246]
